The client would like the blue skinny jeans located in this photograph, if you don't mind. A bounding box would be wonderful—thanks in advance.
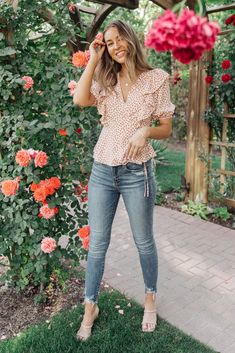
[84,159,158,304]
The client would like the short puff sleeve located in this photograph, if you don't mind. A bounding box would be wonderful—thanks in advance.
[151,70,175,121]
[90,80,107,117]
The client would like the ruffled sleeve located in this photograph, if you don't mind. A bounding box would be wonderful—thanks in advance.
[90,80,107,119]
[150,69,175,121]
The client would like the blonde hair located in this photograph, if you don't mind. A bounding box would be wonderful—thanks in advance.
[94,20,153,91]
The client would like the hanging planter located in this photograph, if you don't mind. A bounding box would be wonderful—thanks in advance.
[145,0,220,64]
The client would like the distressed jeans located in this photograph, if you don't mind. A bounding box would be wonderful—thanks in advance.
[84,158,158,304]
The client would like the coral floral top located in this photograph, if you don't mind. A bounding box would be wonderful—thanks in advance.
[90,68,175,166]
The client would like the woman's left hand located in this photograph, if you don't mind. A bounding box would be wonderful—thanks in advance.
[125,127,149,160]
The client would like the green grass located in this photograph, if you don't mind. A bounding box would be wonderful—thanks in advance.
[156,149,186,193]
[0,290,216,353]
[156,148,221,193]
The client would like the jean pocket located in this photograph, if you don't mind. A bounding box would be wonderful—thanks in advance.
[125,162,144,172]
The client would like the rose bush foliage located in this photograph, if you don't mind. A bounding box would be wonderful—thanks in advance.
[0,0,100,291]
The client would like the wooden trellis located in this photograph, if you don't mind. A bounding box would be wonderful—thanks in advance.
[209,104,235,208]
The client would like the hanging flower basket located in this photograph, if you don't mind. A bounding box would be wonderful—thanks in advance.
[145,0,220,64]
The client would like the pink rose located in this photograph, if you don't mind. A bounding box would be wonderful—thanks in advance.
[68,80,77,96]
[28,148,39,159]
[15,149,31,167]
[41,237,57,253]
[22,76,34,90]
[39,204,58,219]
[34,151,48,168]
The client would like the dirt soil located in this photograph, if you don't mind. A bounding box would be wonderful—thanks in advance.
[0,264,82,341]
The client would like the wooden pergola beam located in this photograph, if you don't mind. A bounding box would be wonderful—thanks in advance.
[207,3,235,14]
[88,0,139,9]
[86,4,117,45]
[77,5,97,15]
[150,0,175,9]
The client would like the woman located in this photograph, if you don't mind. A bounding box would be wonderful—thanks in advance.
[73,19,175,341]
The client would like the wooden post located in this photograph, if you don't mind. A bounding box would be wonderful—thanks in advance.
[185,51,212,203]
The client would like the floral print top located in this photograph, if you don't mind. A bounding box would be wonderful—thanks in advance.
[90,68,175,166]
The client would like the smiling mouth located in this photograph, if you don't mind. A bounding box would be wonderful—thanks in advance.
[116,51,126,58]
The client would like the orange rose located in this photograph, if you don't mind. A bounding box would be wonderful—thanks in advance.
[50,177,61,189]
[78,225,90,239]
[30,182,39,192]
[59,129,67,136]
[15,150,31,167]
[1,179,19,196]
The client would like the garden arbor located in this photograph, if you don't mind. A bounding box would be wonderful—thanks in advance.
[67,0,235,206]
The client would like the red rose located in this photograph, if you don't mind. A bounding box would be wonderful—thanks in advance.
[221,60,231,70]
[205,75,213,84]
[76,127,82,134]
[225,14,235,26]
[221,74,232,83]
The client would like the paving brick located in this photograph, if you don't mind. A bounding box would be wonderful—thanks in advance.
[207,332,235,352]
[75,201,235,353]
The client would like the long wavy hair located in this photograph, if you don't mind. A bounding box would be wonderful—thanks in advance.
[94,20,153,91]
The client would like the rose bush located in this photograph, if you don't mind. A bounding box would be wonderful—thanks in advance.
[0,1,101,291]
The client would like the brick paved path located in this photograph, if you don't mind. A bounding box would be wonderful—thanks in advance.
[80,198,235,353]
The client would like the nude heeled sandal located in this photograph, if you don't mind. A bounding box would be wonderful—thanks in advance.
[76,305,100,341]
[142,309,157,332]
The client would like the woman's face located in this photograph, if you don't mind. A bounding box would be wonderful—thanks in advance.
[104,27,129,64]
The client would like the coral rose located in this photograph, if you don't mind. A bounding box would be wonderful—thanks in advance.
[15,149,31,167]
[40,204,57,219]
[205,75,213,84]
[59,129,67,136]
[22,76,34,90]
[1,179,19,196]
[78,225,90,239]
[41,237,57,253]
[33,187,47,202]
[222,74,232,83]
[221,60,231,70]
[34,151,48,168]
[72,51,90,68]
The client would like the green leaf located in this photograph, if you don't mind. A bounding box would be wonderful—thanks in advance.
[0,47,17,56]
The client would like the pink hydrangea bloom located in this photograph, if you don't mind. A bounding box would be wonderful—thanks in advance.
[34,151,48,168]
[145,8,220,64]
[68,80,77,96]
[41,237,57,253]
[39,204,57,219]
[15,149,31,167]
[22,76,34,90]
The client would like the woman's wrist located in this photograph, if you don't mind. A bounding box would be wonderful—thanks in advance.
[138,127,150,139]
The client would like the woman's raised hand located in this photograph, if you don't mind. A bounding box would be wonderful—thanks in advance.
[89,34,106,64]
